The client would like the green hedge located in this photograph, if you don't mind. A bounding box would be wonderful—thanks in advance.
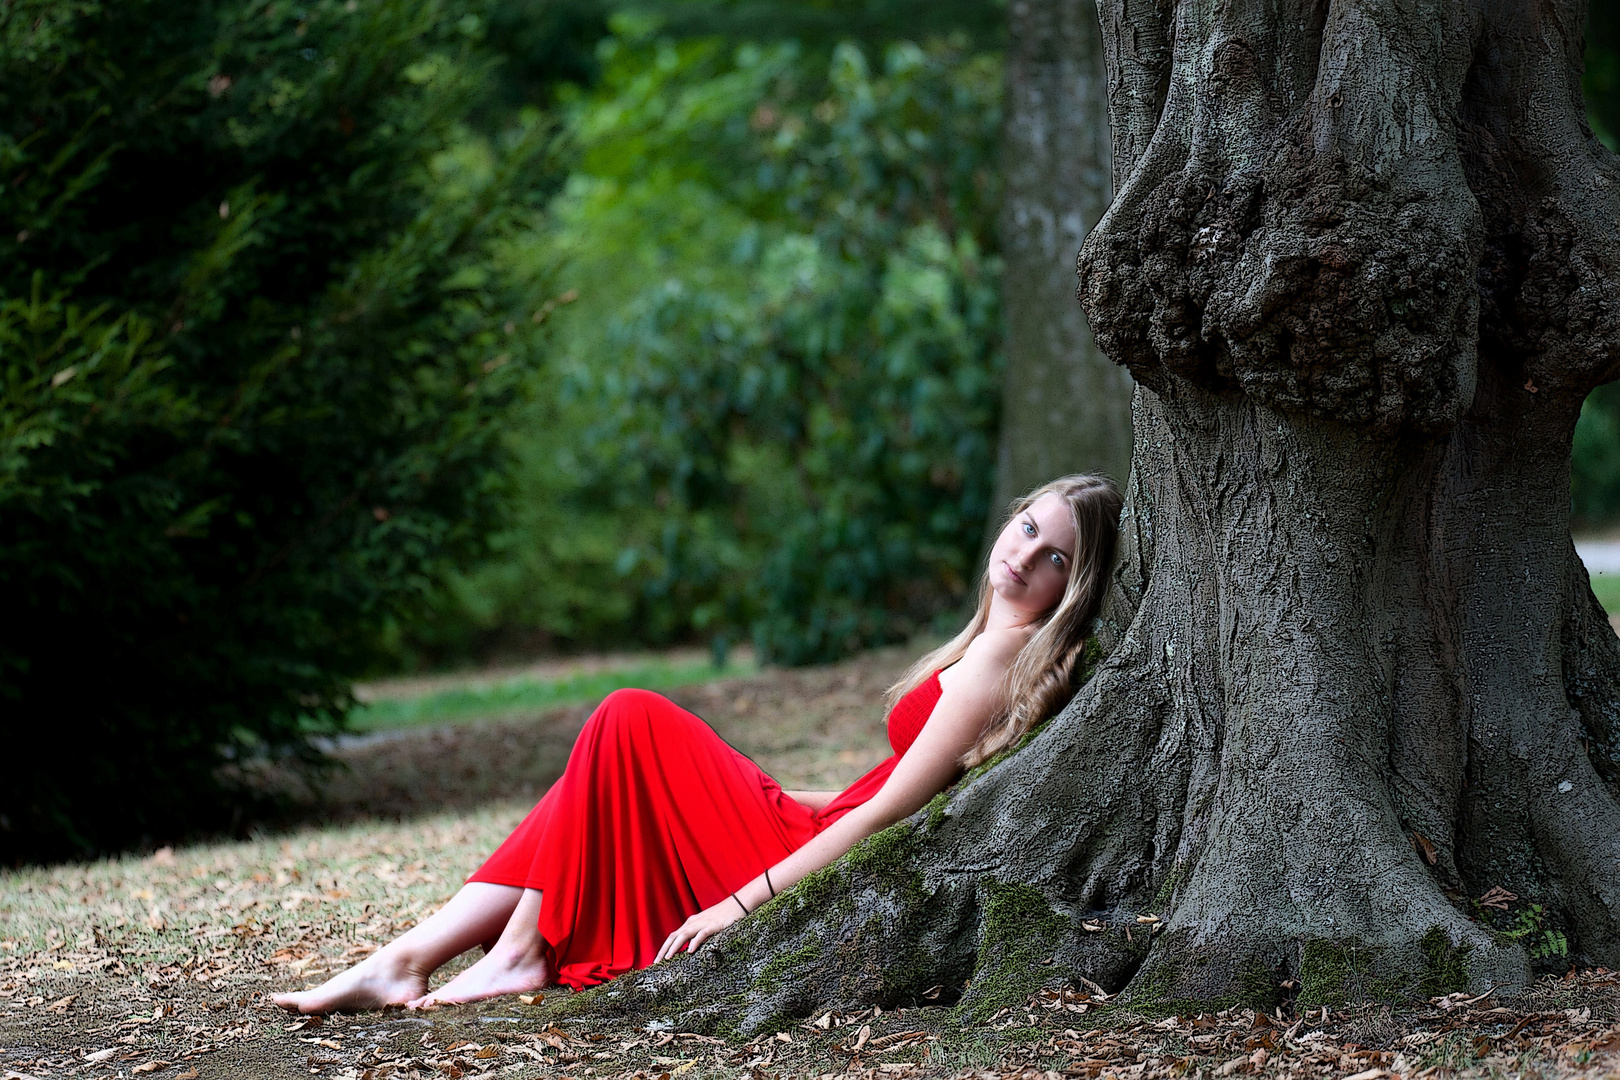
[403,31,1006,667]
[0,0,580,861]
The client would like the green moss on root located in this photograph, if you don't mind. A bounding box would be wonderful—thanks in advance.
[1118,930,1279,1016]
[956,881,1068,1021]
[847,821,920,876]
[752,939,822,996]
[1149,864,1186,914]
[1236,956,1282,1009]
[1297,939,1376,1007]
[1296,930,1467,1007]
[1117,936,1189,1014]
[1417,927,1470,998]
[765,861,846,926]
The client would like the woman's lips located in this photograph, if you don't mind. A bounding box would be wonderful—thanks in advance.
[1003,560,1026,586]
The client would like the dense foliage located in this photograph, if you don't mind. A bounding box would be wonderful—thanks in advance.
[403,30,1004,667]
[0,0,581,860]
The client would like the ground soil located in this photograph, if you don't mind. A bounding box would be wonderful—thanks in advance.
[3,644,1619,1080]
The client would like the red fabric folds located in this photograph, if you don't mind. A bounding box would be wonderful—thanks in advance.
[467,674,944,989]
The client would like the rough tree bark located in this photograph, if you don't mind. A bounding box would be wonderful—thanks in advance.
[561,0,1620,1032]
[994,0,1134,513]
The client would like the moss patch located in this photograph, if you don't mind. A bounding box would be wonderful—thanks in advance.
[766,861,846,925]
[1117,930,1279,1017]
[1227,955,1280,1010]
[1149,864,1186,914]
[752,939,822,996]
[1296,928,1470,1007]
[1298,938,1378,1008]
[1417,927,1470,998]
[957,880,1069,1022]
[846,820,921,876]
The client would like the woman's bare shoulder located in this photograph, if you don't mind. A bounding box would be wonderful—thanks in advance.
[962,625,1033,666]
[943,626,1029,694]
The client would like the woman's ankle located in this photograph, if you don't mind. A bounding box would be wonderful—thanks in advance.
[492,937,546,964]
[366,941,438,983]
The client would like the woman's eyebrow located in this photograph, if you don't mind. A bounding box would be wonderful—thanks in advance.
[1022,512,1038,533]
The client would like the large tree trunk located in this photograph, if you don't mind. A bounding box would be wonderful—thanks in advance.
[565,0,1620,1032]
[994,0,1134,512]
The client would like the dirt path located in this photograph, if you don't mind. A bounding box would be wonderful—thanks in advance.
[3,644,1619,1079]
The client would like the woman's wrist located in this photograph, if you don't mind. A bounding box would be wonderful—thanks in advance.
[741,872,777,912]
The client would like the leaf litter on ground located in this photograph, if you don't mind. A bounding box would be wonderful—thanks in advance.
[1,643,1617,1079]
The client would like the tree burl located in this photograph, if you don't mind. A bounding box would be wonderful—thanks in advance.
[555,0,1620,1030]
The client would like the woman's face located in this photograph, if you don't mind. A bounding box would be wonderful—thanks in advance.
[988,492,1078,619]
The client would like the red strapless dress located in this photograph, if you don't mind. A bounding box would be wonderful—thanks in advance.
[467,672,945,989]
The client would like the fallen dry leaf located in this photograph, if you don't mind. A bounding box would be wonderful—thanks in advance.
[44,994,75,1012]
[131,1062,170,1075]
[174,1069,199,1080]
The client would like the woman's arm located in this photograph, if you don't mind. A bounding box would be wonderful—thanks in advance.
[655,632,1020,961]
[783,790,840,811]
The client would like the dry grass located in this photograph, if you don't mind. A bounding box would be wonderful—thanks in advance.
[0,645,909,1077]
[2,642,1618,1080]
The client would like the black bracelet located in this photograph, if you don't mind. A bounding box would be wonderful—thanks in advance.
[764,868,777,898]
[731,892,749,916]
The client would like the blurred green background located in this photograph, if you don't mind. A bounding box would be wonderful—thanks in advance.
[4,0,1620,859]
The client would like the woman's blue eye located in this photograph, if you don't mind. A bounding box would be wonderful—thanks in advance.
[1022,522,1035,536]
[1050,552,1064,567]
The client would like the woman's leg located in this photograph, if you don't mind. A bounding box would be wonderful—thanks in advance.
[271,882,525,1014]
[407,886,553,1007]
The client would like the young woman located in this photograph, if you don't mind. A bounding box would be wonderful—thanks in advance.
[273,475,1122,1014]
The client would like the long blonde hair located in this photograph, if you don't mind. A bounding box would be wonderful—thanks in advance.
[885,474,1123,767]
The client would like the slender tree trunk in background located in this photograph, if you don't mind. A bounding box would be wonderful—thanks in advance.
[993,0,1132,513]
[562,0,1620,1031]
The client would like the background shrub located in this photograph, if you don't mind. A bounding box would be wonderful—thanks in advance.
[0,0,590,861]
[402,30,1005,667]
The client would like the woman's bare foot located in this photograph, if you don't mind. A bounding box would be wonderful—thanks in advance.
[407,939,553,1008]
[272,953,430,1014]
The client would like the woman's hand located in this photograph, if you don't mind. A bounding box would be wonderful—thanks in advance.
[654,897,746,963]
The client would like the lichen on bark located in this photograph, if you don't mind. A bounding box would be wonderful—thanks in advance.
[545,0,1620,1034]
